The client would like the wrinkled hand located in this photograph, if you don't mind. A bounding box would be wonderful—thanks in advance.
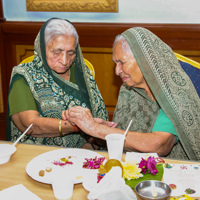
[61,109,75,126]
[94,118,117,128]
[61,109,69,121]
[62,106,97,136]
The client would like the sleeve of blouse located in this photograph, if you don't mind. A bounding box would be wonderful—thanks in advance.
[9,77,38,116]
[152,109,178,143]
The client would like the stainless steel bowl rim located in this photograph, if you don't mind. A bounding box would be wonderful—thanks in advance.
[135,180,171,200]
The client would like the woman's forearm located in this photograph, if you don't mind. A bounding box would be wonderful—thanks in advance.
[11,110,75,138]
[85,122,176,157]
[29,118,74,137]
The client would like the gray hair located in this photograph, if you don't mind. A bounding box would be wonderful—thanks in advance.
[45,19,79,46]
[113,34,133,57]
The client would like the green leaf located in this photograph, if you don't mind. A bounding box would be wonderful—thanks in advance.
[125,164,164,189]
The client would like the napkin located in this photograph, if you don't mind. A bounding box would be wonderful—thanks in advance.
[87,167,137,200]
[125,152,158,163]
[0,184,41,200]
[163,163,200,197]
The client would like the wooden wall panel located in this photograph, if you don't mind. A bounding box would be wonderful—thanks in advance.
[0,0,6,139]
[0,0,4,21]
[0,24,3,114]
[174,50,200,63]
[1,21,200,140]
[16,45,34,64]
[78,47,121,112]
[0,64,3,113]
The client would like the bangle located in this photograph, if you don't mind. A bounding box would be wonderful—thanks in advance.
[73,125,80,132]
[59,120,63,137]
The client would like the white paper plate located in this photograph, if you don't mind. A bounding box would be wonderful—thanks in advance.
[26,148,106,184]
[125,152,158,163]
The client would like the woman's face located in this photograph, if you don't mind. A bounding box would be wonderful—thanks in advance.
[112,40,145,88]
[46,35,76,77]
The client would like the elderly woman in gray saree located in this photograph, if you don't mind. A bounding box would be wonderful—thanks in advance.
[6,18,113,149]
[64,27,200,160]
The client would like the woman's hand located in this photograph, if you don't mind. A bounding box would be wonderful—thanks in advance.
[61,109,76,126]
[61,109,69,121]
[94,118,117,127]
[62,106,118,137]
[63,106,97,136]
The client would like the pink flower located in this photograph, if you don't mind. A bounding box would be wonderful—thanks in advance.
[146,157,158,175]
[138,156,158,175]
[82,157,105,169]
[138,158,148,174]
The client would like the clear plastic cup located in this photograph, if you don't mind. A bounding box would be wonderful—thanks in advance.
[105,134,125,161]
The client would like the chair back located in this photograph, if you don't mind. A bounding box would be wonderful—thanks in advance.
[20,55,35,64]
[174,53,200,98]
[20,56,95,79]
[84,58,95,79]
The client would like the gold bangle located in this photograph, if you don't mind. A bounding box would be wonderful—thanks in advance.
[59,120,63,137]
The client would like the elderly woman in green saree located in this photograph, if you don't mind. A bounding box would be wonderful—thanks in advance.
[6,18,115,149]
[63,27,200,160]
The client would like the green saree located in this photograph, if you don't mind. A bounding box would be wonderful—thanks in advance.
[113,27,200,160]
[7,18,108,147]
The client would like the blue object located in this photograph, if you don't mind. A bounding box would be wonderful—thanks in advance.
[179,60,200,98]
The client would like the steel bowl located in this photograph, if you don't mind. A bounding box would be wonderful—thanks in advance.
[135,180,171,200]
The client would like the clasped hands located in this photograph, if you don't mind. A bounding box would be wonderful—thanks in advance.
[61,106,117,136]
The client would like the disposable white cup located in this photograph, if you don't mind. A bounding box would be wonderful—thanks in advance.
[105,134,125,161]
[51,168,76,200]
[0,144,16,164]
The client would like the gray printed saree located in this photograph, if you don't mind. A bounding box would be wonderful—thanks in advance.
[7,18,108,148]
[113,27,200,160]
